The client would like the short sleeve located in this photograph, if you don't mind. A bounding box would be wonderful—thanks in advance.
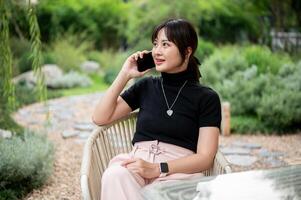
[120,78,147,111]
[198,90,222,129]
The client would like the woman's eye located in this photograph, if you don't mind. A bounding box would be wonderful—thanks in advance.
[163,42,169,47]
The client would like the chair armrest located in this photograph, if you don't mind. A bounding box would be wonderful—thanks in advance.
[202,150,232,176]
[81,111,138,200]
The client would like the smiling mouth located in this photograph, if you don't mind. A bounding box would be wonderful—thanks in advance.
[155,59,165,65]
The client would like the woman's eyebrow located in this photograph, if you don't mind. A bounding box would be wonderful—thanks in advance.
[153,39,169,42]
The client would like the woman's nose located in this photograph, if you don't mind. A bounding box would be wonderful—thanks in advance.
[152,46,162,56]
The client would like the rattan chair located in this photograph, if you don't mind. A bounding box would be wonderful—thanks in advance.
[81,111,232,200]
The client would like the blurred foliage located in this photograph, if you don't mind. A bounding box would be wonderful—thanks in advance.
[196,39,216,63]
[3,0,301,136]
[14,83,62,109]
[0,131,54,200]
[242,45,292,74]
[9,37,32,74]
[196,0,262,43]
[45,32,92,72]
[201,46,300,132]
[36,0,128,49]
[89,49,129,84]
[125,0,200,50]
[201,45,293,86]
[257,61,301,129]
[231,115,270,134]
[201,46,249,85]
[7,0,301,51]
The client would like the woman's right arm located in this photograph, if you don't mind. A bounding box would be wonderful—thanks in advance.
[92,50,151,125]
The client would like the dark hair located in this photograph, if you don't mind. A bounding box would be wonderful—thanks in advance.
[151,18,201,81]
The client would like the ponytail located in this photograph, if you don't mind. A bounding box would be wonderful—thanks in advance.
[188,56,201,82]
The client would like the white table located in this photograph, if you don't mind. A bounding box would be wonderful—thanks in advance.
[142,165,301,200]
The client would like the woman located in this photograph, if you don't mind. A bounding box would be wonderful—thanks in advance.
[92,18,221,200]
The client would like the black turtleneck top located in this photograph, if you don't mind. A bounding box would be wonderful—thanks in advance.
[120,69,221,152]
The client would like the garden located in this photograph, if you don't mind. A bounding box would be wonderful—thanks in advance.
[0,0,300,199]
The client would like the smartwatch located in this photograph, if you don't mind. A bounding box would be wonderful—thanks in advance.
[159,162,169,178]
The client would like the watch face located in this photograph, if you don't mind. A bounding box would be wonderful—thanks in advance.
[160,162,169,173]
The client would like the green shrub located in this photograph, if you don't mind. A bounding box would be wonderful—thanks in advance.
[196,39,216,62]
[257,89,301,129]
[216,65,270,115]
[130,38,153,53]
[242,45,292,74]
[257,61,301,129]
[10,37,32,75]
[201,45,249,85]
[231,115,272,134]
[86,50,103,64]
[197,0,261,43]
[0,132,54,199]
[14,83,62,109]
[37,0,127,49]
[48,33,92,72]
[125,0,200,50]
[97,50,129,84]
[10,37,31,60]
[42,51,56,64]
[16,51,33,73]
[104,68,120,85]
[201,45,299,133]
[0,114,23,136]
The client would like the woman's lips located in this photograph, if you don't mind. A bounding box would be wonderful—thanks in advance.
[155,59,165,65]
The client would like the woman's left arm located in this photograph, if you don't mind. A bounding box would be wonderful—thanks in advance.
[167,126,219,174]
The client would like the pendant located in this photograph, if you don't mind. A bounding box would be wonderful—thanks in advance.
[167,109,173,116]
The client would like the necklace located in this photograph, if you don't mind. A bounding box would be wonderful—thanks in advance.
[160,78,188,116]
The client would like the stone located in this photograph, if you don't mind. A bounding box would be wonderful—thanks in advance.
[13,64,64,88]
[74,123,95,131]
[258,148,285,157]
[62,130,79,138]
[56,112,73,120]
[226,155,258,166]
[220,147,251,155]
[78,131,91,140]
[0,129,13,139]
[19,109,29,116]
[231,141,261,149]
[264,157,286,167]
[80,61,100,73]
[74,139,86,144]
[258,148,270,157]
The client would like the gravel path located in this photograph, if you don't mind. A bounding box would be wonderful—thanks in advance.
[12,93,301,200]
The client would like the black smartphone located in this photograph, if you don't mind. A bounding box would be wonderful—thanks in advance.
[137,52,155,72]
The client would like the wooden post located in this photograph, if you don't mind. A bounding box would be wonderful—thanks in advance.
[222,102,231,136]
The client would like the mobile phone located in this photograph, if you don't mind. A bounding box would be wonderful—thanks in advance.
[137,52,155,72]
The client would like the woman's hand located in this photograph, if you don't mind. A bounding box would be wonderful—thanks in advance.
[121,158,160,179]
[120,50,152,79]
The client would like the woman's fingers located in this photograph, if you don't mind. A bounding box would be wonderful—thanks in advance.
[139,50,148,58]
[140,68,151,75]
[133,50,150,61]
[121,158,138,166]
[133,51,140,60]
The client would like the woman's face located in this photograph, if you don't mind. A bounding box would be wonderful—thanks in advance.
[152,29,189,73]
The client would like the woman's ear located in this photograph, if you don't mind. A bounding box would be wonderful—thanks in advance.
[185,47,193,59]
